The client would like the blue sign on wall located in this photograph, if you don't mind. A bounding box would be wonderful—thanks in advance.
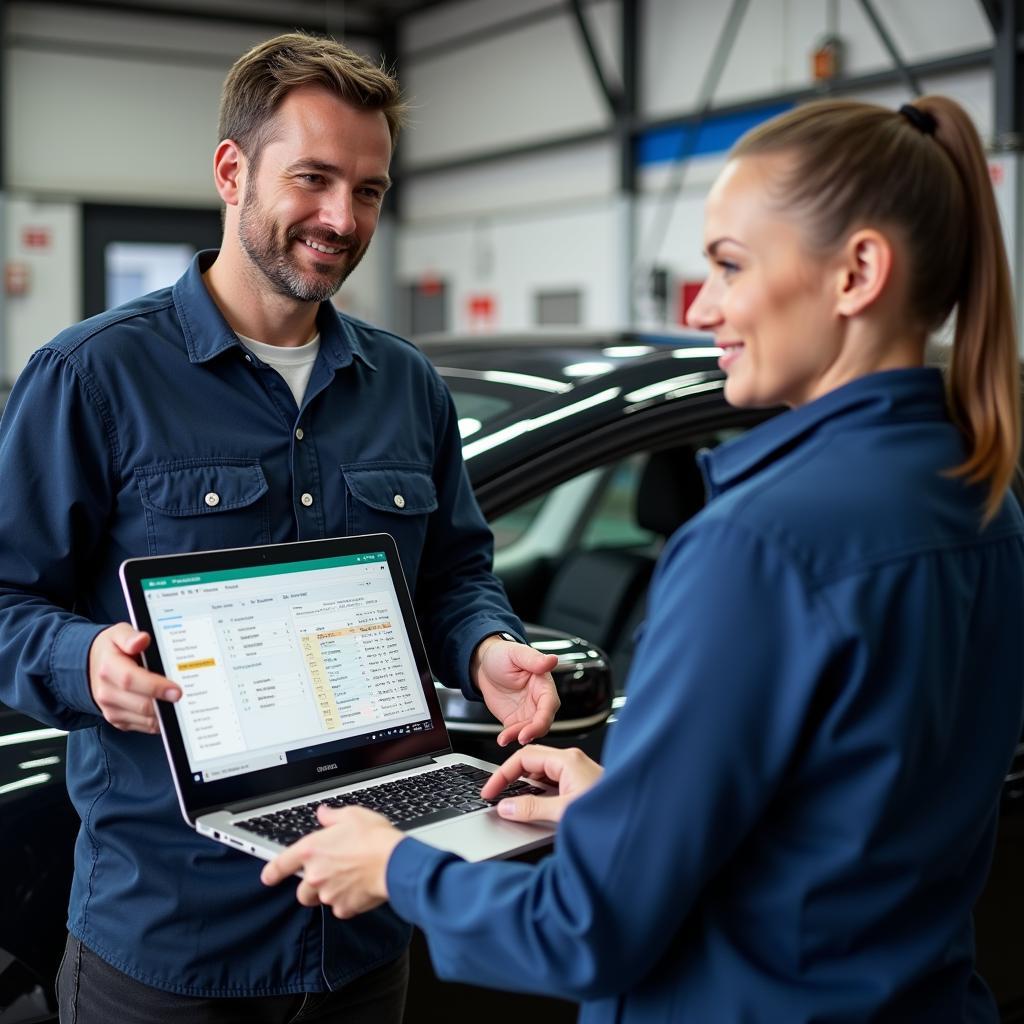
[636,102,795,166]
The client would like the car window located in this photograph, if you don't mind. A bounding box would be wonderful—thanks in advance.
[491,435,735,564]
[447,390,514,437]
[486,432,742,690]
[489,452,660,569]
[490,493,545,550]
[491,469,607,571]
[578,454,658,551]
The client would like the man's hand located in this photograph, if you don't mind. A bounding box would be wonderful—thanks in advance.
[471,637,560,746]
[261,805,403,919]
[88,623,180,733]
[481,744,603,825]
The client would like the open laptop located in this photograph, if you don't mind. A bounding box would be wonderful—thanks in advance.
[119,534,555,864]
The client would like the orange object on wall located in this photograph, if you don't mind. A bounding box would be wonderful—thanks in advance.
[812,35,844,81]
[5,262,30,296]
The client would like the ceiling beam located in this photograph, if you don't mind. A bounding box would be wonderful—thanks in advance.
[857,0,921,96]
[979,0,1001,32]
[10,0,382,35]
[568,0,621,117]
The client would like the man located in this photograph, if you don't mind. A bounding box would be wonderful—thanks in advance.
[0,33,558,1023]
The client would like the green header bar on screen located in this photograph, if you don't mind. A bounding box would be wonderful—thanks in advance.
[141,551,387,590]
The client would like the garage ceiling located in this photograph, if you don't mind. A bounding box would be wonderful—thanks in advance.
[10,0,456,37]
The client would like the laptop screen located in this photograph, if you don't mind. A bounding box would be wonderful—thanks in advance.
[121,535,451,819]
[141,550,434,785]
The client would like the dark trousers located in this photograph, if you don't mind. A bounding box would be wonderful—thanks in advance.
[57,933,409,1024]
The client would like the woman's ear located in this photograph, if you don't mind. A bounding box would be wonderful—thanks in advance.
[834,228,894,318]
[213,140,245,207]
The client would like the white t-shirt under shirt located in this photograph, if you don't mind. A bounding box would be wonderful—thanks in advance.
[237,333,320,407]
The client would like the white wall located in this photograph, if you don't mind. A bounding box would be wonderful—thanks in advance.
[3,196,80,372]
[398,0,998,334]
[0,0,1007,366]
[7,4,260,202]
[401,0,619,169]
[399,138,625,330]
[335,215,394,329]
[644,0,992,117]
[399,199,625,331]
[402,138,618,223]
[397,0,625,329]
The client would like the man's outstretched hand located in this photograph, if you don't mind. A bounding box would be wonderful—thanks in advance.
[471,637,560,746]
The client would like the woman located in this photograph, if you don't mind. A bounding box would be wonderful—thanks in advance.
[262,97,1024,1023]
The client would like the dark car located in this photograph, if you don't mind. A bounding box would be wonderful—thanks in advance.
[1,332,1022,1022]
[423,331,770,697]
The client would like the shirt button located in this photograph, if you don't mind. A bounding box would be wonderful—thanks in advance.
[244,354,253,363]
[393,494,406,509]
[204,492,220,507]
[295,428,304,441]
[301,493,314,507]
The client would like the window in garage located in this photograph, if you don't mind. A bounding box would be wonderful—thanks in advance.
[82,204,222,317]
[534,288,582,326]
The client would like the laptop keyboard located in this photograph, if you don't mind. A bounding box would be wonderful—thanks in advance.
[235,763,547,844]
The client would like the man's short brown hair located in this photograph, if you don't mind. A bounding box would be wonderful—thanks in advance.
[218,32,407,161]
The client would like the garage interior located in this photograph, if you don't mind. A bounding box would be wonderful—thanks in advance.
[1,2,1024,1022]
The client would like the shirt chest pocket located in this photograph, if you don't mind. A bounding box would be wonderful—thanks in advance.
[342,463,438,567]
[136,459,271,556]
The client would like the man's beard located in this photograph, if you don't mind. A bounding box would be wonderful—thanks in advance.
[238,186,367,303]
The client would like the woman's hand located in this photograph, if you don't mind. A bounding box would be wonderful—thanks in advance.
[481,744,604,825]
[260,805,403,918]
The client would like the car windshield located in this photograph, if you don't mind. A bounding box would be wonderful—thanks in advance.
[447,389,516,438]
[437,372,568,439]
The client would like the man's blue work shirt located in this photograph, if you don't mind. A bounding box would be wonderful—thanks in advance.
[387,368,1024,1023]
[0,251,522,995]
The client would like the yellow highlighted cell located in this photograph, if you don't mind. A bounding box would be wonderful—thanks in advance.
[315,621,390,641]
[177,658,216,671]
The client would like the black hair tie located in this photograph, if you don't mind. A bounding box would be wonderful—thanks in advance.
[899,104,937,136]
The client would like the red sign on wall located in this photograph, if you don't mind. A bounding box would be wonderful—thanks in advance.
[418,273,444,297]
[678,280,704,324]
[467,293,496,330]
[21,227,51,250]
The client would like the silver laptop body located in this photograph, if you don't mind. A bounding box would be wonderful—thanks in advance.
[119,534,554,864]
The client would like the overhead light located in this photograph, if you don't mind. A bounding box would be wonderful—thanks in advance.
[481,370,571,392]
[671,347,723,359]
[601,345,655,358]
[562,362,613,377]
[624,371,721,404]
[0,772,51,795]
[438,367,570,393]
[18,755,60,769]
[457,417,482,438]
[0,727,67,748]
[463,388,621,459]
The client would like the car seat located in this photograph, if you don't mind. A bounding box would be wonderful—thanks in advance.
[538,446,707,688]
